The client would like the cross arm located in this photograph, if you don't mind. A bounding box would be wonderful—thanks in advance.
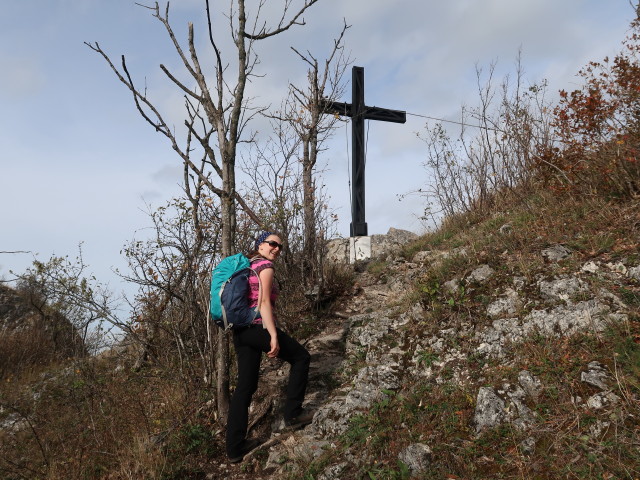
[320,99,406,124]
[364,107,406,124]
[321,100,352,117]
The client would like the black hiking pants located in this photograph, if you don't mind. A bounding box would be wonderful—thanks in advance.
[225,325,310,457]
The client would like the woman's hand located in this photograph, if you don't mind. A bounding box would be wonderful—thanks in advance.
[267,335,280,358]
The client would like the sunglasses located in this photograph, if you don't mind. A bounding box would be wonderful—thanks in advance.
[263,240,284,250]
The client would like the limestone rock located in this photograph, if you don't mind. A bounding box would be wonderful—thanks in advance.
[518,370,542,400]
[586,391,621,410]
[467,264,495,283]
[588,420,611,438]
[0,413,28,433]
[371,228,418,258]
[606,262,627,275]
[520,436,536,455]
[474,382,537,433]
[398,443,432,475]
[538,276,587,303]
[582,261,599,273]
[317,462,348,480]
[443,278,461,293]
[512,276,527,290]
[474,387,506,432]
[502,384,536,429]
[412,250,434,264]
[487,288,521,318]
[499,223,512,235]
[326,228,417,263]
[542,244,572,261]
[475,299,627,357]
[581,361,612,390]
[628,265,640,281]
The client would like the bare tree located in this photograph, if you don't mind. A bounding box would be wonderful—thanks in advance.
[86,0,321,422]
[267,21,350,286]
[238,120,339,289]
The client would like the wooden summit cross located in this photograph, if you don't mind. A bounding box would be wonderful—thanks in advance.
[322,66,406,237]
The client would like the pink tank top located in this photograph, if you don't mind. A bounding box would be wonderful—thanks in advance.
[248,258,279,324]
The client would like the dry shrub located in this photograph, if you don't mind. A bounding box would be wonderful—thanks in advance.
[419,55,555,224]
[0,328,62,379]
[0,353,202,480]
[545,17,640,197]
[421,14,640,230]
[0,284,87,380]
[110,435,168,480]
[321,261,355,301]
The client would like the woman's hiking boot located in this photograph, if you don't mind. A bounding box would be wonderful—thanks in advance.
[283,408,315,431]
[228,438,261,464]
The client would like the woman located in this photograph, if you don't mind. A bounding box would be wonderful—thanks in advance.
[225,231,313,463]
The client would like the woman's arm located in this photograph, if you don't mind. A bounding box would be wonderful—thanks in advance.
[258,267,280,358]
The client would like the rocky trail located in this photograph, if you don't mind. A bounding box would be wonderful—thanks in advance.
[214,240,639,479]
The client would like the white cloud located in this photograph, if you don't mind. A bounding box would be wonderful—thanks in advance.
[0,54,45,99]
[151,163,185,185]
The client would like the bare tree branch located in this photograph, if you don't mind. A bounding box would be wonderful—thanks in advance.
[244,0,321,39]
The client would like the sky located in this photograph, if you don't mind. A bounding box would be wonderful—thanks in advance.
[0,0,636,308]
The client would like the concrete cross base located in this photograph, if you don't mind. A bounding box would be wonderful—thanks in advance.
[349,236,371,263]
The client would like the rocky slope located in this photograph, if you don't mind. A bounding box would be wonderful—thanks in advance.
[218,225,639,479]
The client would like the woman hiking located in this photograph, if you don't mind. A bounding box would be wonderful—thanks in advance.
[226,231,313,463]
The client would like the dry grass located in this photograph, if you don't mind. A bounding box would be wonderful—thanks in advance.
[0,352,219,480]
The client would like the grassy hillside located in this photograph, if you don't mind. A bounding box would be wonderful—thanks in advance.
[281,191,639,480]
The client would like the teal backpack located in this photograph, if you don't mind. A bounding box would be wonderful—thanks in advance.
[209,253,262,330]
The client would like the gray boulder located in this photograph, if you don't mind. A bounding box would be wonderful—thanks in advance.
[398,443,432,475]
[581,361,612,390]
[542,244,572,261]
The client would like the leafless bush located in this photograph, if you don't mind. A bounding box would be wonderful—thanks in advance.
[240,137,338,265]
[418,55,556,224]
[120,196,221,381]
[239,22,348,289]
[0,328,61,379]
[11,248,114,357]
